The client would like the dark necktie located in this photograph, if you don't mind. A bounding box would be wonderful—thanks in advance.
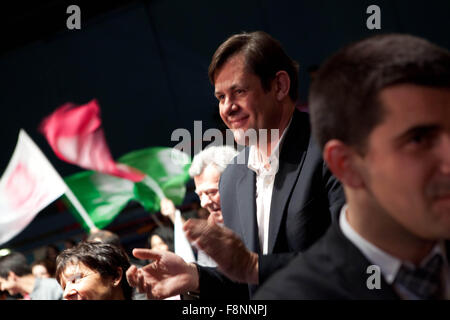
[394,254,444,300]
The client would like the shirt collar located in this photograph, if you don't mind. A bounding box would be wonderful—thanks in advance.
[339,204,448,284]
[247,116,293,175]
[339,204,450,297]
[339,204,401,284]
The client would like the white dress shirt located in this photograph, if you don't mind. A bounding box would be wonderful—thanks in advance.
[339,204,450,299]
[247,118,292,254]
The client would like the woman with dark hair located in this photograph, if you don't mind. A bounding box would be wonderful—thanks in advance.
[55,242,132,300]
[31,258,56,278]
[148,226,174,252]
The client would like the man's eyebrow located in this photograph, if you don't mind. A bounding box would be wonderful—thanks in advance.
[215,84,242,96]
[394,124,439,142]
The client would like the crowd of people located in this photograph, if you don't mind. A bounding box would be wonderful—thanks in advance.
[0,30,449,300]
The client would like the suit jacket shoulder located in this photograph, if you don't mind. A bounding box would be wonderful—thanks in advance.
[254,222,400,300]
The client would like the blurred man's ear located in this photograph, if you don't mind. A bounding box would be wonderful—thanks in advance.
[323,140,365,189]
[113,267,123,287]
[274,71,290,101]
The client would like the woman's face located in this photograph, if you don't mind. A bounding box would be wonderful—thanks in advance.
[32,264,50,278]
[150,235,169,252]
[58,262,120,300]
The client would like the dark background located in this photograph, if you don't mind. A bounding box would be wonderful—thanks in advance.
[1,0,449,261]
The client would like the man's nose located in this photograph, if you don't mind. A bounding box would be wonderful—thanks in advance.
[221,96,238,116]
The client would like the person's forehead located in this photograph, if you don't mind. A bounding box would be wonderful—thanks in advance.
[375,84,450,133]
[380,83,450,107]
[61,261,90,277]
[214,54,253,89]
[151,235,164,243]
[33,265,46,271]
[194,166,221,191]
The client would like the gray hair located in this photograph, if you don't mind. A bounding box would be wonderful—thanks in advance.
[189,145,238,178]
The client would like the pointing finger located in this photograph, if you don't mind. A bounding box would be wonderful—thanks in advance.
[126,265,138,287]
[133,248,162,261]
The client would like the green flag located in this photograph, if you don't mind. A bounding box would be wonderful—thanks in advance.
[63,147,191,230]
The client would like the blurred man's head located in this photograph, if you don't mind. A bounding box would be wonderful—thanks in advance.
[0,252,32,296]
[209,31,299,145]
[189,146,238,223]
[310,34,450,243]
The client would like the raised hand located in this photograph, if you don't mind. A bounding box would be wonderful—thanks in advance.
[126,249,199,300]
[160,198,177,223]
[183,219,258,284]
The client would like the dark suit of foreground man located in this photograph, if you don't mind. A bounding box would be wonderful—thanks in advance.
[255,34,450,300]
[126,31,344,300]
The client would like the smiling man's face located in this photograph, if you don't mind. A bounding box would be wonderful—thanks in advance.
[214,53,281,145]
[194,164,223,224]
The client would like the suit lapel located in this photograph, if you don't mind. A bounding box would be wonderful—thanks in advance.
[236,149,260,254]
[328,222,400,299]
[267,111,309,253]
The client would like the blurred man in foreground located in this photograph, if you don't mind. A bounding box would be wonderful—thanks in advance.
[255,34,450,300]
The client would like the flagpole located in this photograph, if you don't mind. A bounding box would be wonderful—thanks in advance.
[63,184,97,231]
[142,175,167,228]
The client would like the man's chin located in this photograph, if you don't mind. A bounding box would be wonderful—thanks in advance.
[232,128,259,146]
[232,129,247,146]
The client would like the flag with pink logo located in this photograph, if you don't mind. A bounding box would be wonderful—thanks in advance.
[39,99,144,183]
[0,130,67,245]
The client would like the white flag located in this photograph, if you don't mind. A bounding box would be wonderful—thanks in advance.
[174,209,196,263]
[0,129,67,245]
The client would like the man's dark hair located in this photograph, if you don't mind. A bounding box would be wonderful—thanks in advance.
[86,230,121,248]
[309,34,450,154]
[208,31,300,102]
[0,252,32,278]
[55,242,132,300]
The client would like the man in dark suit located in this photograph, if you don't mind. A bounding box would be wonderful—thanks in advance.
[186,109,343,298]
[255,34,450,300]
[126,31,344,299]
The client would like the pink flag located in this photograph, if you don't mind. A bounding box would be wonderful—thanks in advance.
[39,99,144,182]
[0,130,67,245]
